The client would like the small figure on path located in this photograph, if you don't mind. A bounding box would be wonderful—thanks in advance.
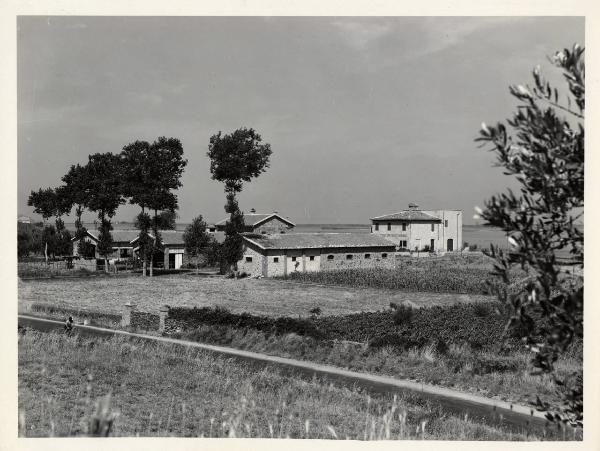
[64,316,74,334]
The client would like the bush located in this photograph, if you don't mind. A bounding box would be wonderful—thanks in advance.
[165,302,519,353]
[391,304,413,325]
[279,266,495,294]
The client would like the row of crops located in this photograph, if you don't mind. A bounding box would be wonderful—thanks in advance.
[278,266,501,294]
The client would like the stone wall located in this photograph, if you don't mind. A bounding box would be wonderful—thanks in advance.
[265,250,286,277]
[253,217,294,234]
[130,311,160,330]
[237,244,266,277]
[319,247,396,271]
[72,259,98,271]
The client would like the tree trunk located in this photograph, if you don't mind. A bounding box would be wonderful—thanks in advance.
[44,241,48,264]
[142,257,147,277]
[150,253,154,277]
[104,257,109,273]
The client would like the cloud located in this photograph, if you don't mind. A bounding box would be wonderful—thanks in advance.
[331,19,393,50]
[415,17,533,57]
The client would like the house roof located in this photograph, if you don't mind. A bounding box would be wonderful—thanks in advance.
[371,211,442,222]
[75,229,186,247]
[242,233,397,251]
[73,230,141,244]
[216,213,295,228]
[129,230,185,246]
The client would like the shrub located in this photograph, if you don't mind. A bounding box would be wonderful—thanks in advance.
[309,307,322,318]
[391,304,413,325]
[164,302,521,353]
[277,265,502,294]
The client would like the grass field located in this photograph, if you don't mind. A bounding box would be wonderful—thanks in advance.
[19,330,575,440]
[18,275,492,318]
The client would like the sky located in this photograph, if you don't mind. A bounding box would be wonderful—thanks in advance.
[17,16,585,225]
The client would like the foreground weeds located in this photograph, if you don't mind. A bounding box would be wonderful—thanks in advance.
[175,324,581,410]
[17,330,578,439]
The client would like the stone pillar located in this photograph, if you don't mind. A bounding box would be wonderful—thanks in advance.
[164,248,169,270]
[122,302,135,327]
[159,305,170,333]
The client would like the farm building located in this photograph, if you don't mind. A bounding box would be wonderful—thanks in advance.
[371,204,463,252]
[72,229,188,269]
[72,230,139,260]
[237,233,397,277]
[131,231,188,269]
[215,209,295,234]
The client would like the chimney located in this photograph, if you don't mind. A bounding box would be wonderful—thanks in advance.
[273,210,278,214]
[408,203,419,211]
[250,208,256,214]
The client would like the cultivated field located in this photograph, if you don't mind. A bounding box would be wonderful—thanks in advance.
[19,330,571,439]
[18,275,492,317]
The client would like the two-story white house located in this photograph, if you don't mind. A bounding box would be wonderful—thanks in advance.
[370,203,462,253]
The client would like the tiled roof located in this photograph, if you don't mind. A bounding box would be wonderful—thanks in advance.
[371,211,442,222]
[216,213,295,227]
[83,230,141,243]
[159,231,185,246]
[242,233,397,250]
[83,229,185,246]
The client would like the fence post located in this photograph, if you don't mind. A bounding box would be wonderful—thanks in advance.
[122,302,135,327]
[159,305,170,333]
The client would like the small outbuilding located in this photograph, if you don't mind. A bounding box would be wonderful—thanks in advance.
[215,210,295,234]
[237,233,397,277]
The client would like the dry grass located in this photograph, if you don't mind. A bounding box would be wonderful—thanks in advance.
[175,325,581,409]
[19,330,576,440]
[18,275,491,318]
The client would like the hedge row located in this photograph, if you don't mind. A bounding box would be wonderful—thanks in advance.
[277,267,508,295]
[29,303,122,325]
[166,303,519,351]
[166,306,325,339]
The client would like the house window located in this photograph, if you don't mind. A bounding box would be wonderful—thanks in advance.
[346,254,353,260]
[120,249,129,258]
[309,256,315,261]
[262,231,267,234]
[402,223,407,231]
[292,256,297,262]
[245,256,252,262]
[382,253,388,259]
[399,240,407,248]
[365,253,371,259]
[431,224,435,232]
[327,255,334,260]
[375,223,379,231]
[387,223,391,231]
[445,220,449,227]
[273,257,279,263]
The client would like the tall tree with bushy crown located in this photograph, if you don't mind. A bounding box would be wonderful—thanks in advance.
[475,44,584,427]
[207,127,272,273]
[83,153,126,272]
[183,215,211,274]
[121,137,187,276]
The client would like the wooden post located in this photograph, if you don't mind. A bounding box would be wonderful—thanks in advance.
[159,305,169,333]
[122,302,135,327]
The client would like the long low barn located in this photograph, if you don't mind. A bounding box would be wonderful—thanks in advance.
[238,233,397,277]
